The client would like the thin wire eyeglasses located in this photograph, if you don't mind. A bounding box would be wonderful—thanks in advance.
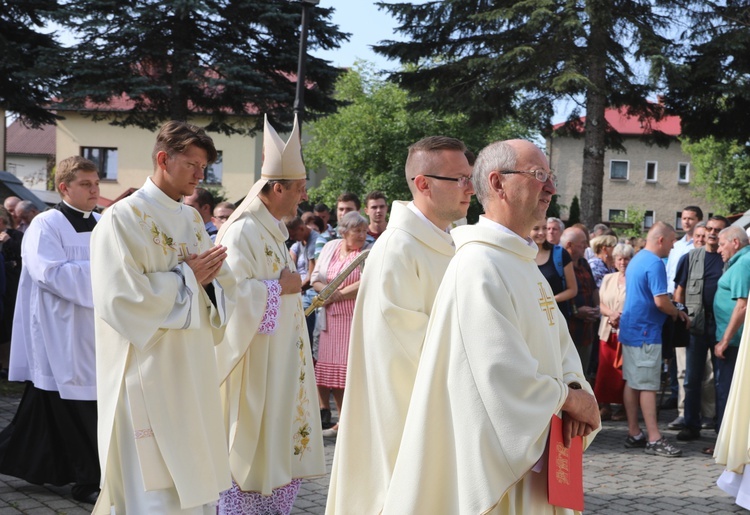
[411,174,472,188]
[500,169,557,186]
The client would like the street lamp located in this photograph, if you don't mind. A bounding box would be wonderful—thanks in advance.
[292,0,320,127]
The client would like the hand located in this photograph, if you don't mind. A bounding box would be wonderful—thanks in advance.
[278,267,302,295]
[608,312,621,327]
[677,309,691,329]
[0,232,8,243]
[715,339,729,359]
[561,388,600,433]
[577,306,599,321]
[324,290,344,305]
[184,245,227,286]
[562,413,595,448]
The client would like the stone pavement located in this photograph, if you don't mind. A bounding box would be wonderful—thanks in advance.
[0,385,745,514]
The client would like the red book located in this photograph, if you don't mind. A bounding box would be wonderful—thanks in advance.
[547,414,584,511]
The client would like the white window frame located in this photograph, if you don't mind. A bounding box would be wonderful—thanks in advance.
[675,212,683,230]
[643,210,655,229]
[678,162,690,184]
[608,209,625,221]
[610,160,629,180]
[645,161,658,182]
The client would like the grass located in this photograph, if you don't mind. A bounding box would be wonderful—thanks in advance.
[0,378,25,397]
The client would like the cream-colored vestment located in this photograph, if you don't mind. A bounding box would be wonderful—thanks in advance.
[381,222,598,515]
[326,201,454,514]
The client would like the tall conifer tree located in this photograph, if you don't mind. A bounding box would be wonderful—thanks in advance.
[56,0,349,134]
[374,0,675,227]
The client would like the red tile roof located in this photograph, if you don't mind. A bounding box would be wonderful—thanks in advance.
[552,107,681,137]
[6,120,56,155]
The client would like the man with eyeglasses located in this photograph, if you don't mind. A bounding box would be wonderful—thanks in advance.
[381,139,599,514]
[673,216,728,443]
[212,201,236,230]
[327,136,473,514]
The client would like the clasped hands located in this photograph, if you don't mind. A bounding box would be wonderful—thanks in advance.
[561,388,600,448]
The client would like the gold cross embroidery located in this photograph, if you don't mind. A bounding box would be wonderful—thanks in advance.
[538,282,556,326]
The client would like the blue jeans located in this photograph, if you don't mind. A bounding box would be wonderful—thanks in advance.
[714,344,739,433]
[683,318,716,431]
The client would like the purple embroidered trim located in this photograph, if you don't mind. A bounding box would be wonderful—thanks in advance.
[258,280,281,334]
[218,479,302,515]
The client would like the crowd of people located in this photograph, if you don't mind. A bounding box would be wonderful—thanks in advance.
[1,114,750,514]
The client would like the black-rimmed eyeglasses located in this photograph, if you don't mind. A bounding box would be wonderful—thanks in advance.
[412,174,472,188]
[501,169,557,186]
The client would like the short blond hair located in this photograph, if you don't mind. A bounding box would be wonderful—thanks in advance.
[590,234,618,254]
[56,156,98,193]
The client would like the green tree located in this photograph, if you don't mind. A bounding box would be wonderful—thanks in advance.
[55,0,348,134]
[304,62,533,220]
[568,196,581,226]
[610,205,645,239]
[681,137,750,214]
[374,0,676,228]
[0,0,63,126]
[665,2,750,143]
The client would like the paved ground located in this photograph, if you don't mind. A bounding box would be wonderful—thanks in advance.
[0,383,745,514]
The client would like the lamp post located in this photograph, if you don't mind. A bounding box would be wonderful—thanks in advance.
[293,0,320,127]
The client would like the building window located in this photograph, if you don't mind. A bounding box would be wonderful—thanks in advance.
[204,151,223,184]
[675,212,683,230]
[644,210,655,229]
[81,147,118,181]
[646,161,657,182]
[609,209,625,221]
[610,160,629,180]
[678,162,690,183]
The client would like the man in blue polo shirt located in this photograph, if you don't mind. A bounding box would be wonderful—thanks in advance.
[620,222,690,458]
[713,226,750,435]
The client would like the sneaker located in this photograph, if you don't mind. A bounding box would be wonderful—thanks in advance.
[701,418,715,430]
[624,433,647,448]
[676,427,701,441]
[667,416,685,430]
[645,437,683,457]
[322,426,338,439]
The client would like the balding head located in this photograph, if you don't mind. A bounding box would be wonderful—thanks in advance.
[560,227,588,261]
[3,196,21,227]
[645,221,677,258]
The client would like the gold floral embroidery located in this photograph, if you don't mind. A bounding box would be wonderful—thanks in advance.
[194,211,204,243]
[293,335,312,457]
[264,243,282,273]
[132,206,176,255]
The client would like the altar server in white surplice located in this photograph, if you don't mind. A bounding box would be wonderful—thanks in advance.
[326,136,474,514]
[214,115,324,515]
[382,140,601,514]
[91,122,236,515]
[0,156,101,505]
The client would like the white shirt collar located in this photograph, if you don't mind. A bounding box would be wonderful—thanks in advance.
[63,200,93,219]
[407,201,451,233]
[477,216,537,248]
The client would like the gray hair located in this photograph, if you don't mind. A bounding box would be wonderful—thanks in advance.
[719,225,749,246]
[547,217,564,231]
[695,221,707,229]
[16,200,39,216]
[612,243,635,259]
[472,141,517,207]
[337,211,368,235]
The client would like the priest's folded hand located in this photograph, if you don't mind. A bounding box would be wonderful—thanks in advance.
[185,245,228,286]
[279,267,302,295]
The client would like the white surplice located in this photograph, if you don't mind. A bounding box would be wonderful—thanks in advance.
[9,208,100,400]
[91,178,235,514]
[381,223,598,515]
[326,201,454,514]
[216,195,324,495]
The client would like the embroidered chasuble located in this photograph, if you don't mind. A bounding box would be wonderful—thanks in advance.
[326,201,454,514]
[381,224,599,515]
[216,195,325,495]
[91,178,235,513]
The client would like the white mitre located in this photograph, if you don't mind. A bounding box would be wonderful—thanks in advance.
[216,114,306,244]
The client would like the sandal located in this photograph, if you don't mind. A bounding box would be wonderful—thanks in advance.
[701,446,714,455]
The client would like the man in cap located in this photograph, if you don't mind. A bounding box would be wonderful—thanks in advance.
[326,136,474,514]
[215,115,324,514]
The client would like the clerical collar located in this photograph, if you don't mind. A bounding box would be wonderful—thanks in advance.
[477,216,536,248]
[55,202,98,233]
[407,201,451,233]
[62,200,93,219]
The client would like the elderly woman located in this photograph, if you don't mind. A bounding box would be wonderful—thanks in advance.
[531,218,577,320]
[588,234,618,288]
[311,211,371,438]
[596,243,634,420]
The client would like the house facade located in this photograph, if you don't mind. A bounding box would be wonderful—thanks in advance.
[546,108,716,231]
[5,119,55,190]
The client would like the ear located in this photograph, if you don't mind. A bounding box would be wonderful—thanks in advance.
[413,175,431,196]
[488,170,503,197]
[156,151,169,171]
[58,182,69,197]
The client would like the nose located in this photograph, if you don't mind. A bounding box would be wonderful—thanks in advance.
[300,188,308,202]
